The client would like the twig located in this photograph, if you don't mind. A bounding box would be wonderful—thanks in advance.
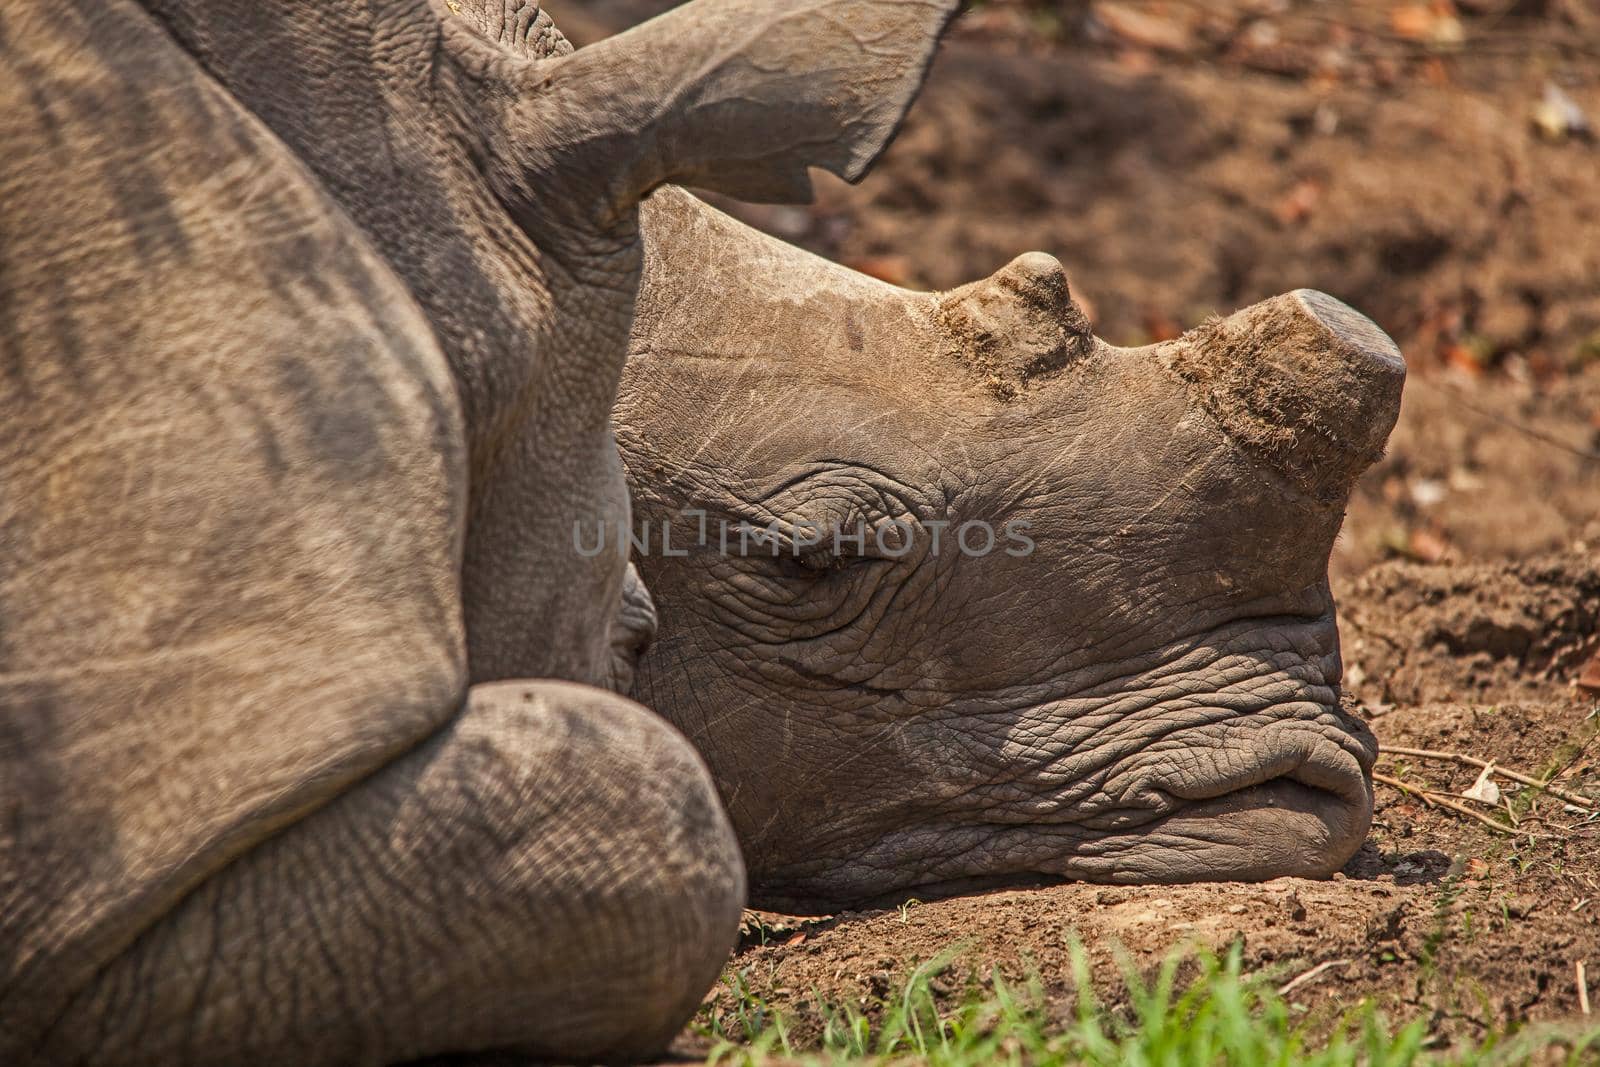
[1374,772,1555,838]
[1580,961,1592,1016]
[1378,772,1436,807]
[1278,958,1352,998]
[1520,814,1591,835]
[1417,378,1600,463]
[1382,746,1599,811]
[1502,796,1521,828]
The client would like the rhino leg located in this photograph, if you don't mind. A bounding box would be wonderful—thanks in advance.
[40,681,743,1066]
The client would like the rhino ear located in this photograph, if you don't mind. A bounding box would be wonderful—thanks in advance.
[474,0,958,220]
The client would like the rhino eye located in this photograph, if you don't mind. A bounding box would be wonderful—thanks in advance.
[737,465,935,576]
[780,513,926,578]
[793,545,855,574]
[769,523,864,577]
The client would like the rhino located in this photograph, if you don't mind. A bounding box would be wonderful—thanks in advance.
[613,189,1403,908]
[0,0,961,1062]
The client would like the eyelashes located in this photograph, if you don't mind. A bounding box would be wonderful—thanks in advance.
[770,517,926,581]
[730,464,938,574]
[792,542,858,574]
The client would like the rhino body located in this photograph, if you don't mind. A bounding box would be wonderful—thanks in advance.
[1,0,957,1061]
[2,0,1404,1060]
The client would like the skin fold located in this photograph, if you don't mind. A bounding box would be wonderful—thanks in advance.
[615,188,1404,911]
[0,0,957,1062]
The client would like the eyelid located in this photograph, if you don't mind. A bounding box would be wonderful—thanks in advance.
[792,514,924,563]
[773,521,858,558]
[794,543,848,572]
[723,508,865,556]
[741,469,933,560]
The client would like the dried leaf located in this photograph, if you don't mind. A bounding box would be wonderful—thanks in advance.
[1391,3,1464,48]
[1091,2,1194,53]
[843,255,911,286]
[1443,343,1486,377]
[1390,5,1436,40]
[1274,178,1324,226]
[1141,310,1182,343]
[1463,764,1501,805]
[1533,82,1591,142]
[1407,527,1449,563]
[1579,648,1600,696]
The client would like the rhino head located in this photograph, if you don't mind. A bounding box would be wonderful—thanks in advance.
[615,191,1402,908]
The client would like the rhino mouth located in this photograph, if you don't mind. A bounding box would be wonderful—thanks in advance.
[1115,720,1375,821]
[1050,720,1377,885]
[762,714,1377,911]
[915,691,1377,898]
[1072,776,1374,885]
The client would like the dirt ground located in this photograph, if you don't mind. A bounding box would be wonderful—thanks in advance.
[548,0,1600,1049]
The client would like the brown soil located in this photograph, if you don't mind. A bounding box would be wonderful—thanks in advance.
[549,0,1600,1050]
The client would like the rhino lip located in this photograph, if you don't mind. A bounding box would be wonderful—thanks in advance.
[1164,729,1375,811]
[1068,720,1377,837]
[846,762,1374,909]
[1048,726,1379,884]
[1161,767,1370,838]
[753,730,1376,911]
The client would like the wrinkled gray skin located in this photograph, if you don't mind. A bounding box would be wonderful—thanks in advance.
[0,1,959,1063]
[615,189,1404,911]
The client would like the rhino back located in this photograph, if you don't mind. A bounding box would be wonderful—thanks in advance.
[0,0,466,1039]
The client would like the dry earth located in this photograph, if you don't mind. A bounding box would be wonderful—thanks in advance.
[546,0,1600,1050]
